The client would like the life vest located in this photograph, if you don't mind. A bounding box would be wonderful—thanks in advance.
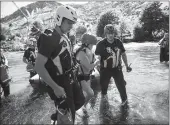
[103,47,121,68]
[0,54,9,83]
[74,45,95,75]
[37,29,53,51]
[0,54,5,66]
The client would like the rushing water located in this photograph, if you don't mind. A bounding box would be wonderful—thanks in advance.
[0,42,169,124]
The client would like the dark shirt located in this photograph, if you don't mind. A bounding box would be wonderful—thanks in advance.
[37,29,53,50]
[95,38,125,68]
[23,48,36,64]
[38,29,73,76]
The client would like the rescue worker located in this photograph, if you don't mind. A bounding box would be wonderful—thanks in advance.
[95,24,132,106]
[35,5,85,124]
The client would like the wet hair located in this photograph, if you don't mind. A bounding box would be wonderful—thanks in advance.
[76,25,87,35]
[104,24,118,36]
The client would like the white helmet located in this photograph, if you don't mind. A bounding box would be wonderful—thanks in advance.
[56,5,78,26]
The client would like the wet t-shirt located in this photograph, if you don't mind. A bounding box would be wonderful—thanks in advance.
[38,29,73,76]
[95,38,125,68]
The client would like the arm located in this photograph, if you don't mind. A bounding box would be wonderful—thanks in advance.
[122,52,129,68]
[119,40,132,72]
[35,53,65,97]
[23,50,30,65]
[23,57,29,65]
[3,55,8,66]
[95,55,101,66]
[35,33,65,98]
[94,55,101,72]
[122,52,132,72]
[158,38,164,45]
[95,41,107,56]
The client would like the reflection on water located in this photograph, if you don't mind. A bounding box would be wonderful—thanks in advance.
[1,42,169,124]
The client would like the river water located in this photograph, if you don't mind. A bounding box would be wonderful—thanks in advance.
[0,42,169,124]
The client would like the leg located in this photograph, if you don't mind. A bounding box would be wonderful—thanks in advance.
[100,68,112,95]
[112,68,127,102]
[1,81,10,97]
[57,85,75,124]
[30,71,36,78]
[3,84,10,97]
[160,48,165,62]
[56,75,75,124]
[73,81,85,111]
[81,80,94,107]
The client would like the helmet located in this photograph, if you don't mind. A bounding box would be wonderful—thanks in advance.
[27,38,36,46]
[69,34,76,43]
[81,33,98,45]
[76,25,87,35]
[56,5,77,26]
[29,38,37,42]
[31,19,43,32]
[104,24,117,36]
[164,33,169,39]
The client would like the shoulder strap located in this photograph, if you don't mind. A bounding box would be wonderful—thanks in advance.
[74,45,87,75]
[0,54,5,65]
[75,45,86,57]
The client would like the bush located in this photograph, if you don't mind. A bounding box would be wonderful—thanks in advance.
[140,2,168,40]
[0,34,6,41]
[133,26,145,42]
[15,33,21,37]
[96,10,119,38]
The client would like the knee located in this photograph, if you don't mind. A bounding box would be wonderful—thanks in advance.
[87,89,94,98]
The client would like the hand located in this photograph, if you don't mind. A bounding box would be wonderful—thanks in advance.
[4,65,9,69]
[53,86,66,98]
[26,63,34,72]
[126,66,132,72]
[94,59,100,66]
[96,65,100,72]
[27,61,32,65]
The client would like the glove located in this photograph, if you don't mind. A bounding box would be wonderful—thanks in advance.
[126,66,132,72]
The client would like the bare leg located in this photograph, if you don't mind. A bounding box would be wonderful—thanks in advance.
[81,80,94,107]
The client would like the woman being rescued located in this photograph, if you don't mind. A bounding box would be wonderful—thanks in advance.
[75,33,100,115]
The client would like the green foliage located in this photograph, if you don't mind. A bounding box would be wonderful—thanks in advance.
[140,2,169,40]
[119,21,131,40]
[133,25,145,42]
[15,33,21,37]
[96,10,119,38]
[8,35,15,41]
[1,25,11,37]
[0,35,6,41]
[75,25,87,35]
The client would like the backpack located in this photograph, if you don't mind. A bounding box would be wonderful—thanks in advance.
[37,29,53,51]
[74,44,95,75]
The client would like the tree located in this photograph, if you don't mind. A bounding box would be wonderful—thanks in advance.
[0,35,6,41]
[96,10,119,38]
[119,21,131,41]
[133,25,145,42]
[140,2,168,40]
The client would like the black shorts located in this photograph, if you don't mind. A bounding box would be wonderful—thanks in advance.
[46,74,85,121]
[77,74,90,82]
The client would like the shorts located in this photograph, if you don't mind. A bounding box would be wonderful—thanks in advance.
[77,74,90,82]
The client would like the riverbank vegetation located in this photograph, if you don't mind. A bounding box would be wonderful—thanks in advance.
[1,1,169,51]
